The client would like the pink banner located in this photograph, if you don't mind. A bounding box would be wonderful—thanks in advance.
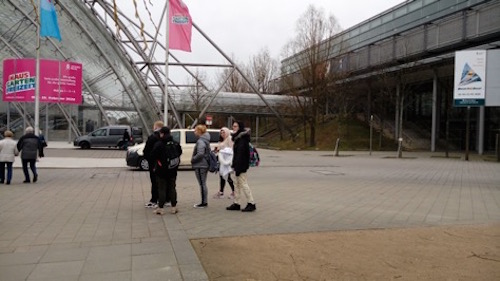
[169,0,192,52]
[2,58,82,104]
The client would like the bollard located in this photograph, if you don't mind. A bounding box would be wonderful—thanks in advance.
[397,138,403,158]
[334,138,340,157]
[496,134,500,162]
[369,115,373,156]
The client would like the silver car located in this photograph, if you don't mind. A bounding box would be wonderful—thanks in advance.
[74,125,143,149]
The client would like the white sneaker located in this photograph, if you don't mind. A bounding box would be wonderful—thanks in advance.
[145,202,157,208]
[213,192,224,199]
[154,208,164,215]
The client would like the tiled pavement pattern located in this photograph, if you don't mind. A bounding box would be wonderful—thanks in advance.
[0,143,499,280]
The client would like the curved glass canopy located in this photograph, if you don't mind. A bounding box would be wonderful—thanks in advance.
[0,0,180,136]
[0,0,296,138]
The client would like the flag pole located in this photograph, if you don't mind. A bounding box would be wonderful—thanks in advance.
[164,0,170,126]
[34,1,41,136]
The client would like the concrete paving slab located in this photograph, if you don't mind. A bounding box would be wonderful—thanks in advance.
[0,146,498,280]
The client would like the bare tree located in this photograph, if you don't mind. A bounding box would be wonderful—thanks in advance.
[186,69,210,115]
[373,38,424,157]
[248,48,278,94]
[217,55,251,93]
[281,5,343,146]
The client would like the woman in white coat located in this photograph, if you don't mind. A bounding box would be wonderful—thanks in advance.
[0,130,19,185]
[213,127,235,199]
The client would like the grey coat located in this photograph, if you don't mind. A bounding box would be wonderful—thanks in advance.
[191,132,210,169]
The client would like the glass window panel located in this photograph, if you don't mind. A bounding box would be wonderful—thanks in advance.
[209,132,220,143]
[395,7,406,18]
[382,13,393,23]
[172,131,180,143]
[186,131,197,144]
[370,18,382,28]
[408,0,422,12]
[93,129,106,136]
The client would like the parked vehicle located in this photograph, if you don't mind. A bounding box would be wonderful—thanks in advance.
[126,128,219,170]
[74,125,143,149]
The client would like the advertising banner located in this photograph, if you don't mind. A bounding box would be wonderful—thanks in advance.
[453,50,486,107]
[2,58,82,104]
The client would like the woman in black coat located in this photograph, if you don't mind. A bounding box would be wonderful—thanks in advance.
[226,121,256,212]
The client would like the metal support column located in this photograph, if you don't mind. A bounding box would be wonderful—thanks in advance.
[477,106,485,155]
[395,84,400,141]
[431,70,438,152]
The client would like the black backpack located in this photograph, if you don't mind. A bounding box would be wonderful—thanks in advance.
[165,141,182,169]
[156,141,182,173]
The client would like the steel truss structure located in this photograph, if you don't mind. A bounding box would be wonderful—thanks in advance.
[0,0,290,137]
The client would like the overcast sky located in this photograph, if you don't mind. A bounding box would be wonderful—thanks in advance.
[122,0,405,83]
[185,0,404,61]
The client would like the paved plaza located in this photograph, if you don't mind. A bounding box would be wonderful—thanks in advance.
[0,143,499,280]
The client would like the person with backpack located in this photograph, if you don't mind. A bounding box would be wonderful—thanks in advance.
[213,127,235,199]
[191,124,211,208]
[151,127,182,215]
[226,121,257,212]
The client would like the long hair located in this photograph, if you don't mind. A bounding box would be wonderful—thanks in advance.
[218,127,233,149]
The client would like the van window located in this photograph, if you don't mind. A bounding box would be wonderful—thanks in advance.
[171,131,181,143]
[110,128,126,135]
[185,131,220,143]
[186,131,197,144]
[132,127,142,136]
[92,128,106,136]
[208,132,220,142]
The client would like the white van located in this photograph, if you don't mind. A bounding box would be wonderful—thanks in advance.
[126,128,220,170]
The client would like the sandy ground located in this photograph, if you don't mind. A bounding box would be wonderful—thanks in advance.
[192,224,500,281]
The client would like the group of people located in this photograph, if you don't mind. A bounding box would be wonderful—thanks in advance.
[0,127,46,185]
[191,121,257,212]
[142,120,257,215]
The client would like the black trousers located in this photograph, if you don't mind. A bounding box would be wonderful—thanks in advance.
[22,159,37,181]
[148,163,158,203]
[219,174,235,193]
[156,175,177,208]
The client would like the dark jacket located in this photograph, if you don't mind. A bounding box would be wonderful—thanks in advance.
[231,129,250,174]
[143,130,160,165]
[38,134,47,156]
[123,130,130,142]
[17,133,43,160]
[151,135,182,179]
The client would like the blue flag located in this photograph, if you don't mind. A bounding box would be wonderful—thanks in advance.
[40,0,61,41]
